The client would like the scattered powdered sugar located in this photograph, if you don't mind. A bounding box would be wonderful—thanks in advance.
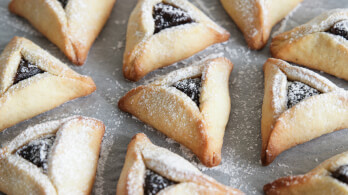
[116,41,124,50]
[0,7,41,36]
[93,128,115,195]
[191,0,216,20]
[1,1,348,195]
[272,3,302,37]
[165,137,176,144]
[114,20,127,25]
[178,143,197,164]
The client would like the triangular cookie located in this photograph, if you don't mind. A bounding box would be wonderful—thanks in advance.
[220,0,302,50]
[117,133,243,195]
[261,58,348,166]
[271,9,348,81]
[264,150,348,194]
[0,37,96,132]
[0,116,105,195]
[123,0,230,81]
[119,57,233,167]
[9,0,116,65]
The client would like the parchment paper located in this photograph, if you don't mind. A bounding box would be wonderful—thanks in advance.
[1,0,348,194]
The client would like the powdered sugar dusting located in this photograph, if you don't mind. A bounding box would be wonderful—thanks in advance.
[93,128,114,195]
[16,134,56,173]
[228,0,259,38]
[286,81,321,108]
[142,141,202,181]
[271,70,287,116]
[1,0,348,195]
[275,9,348,44]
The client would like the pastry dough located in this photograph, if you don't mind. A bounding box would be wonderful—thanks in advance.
[271,9,348,81]
[264,150,348,195]
[123,0,230,81]
[0,37,96,132]
[9,0,116,65]
[119,57,233,167]
[0,116,105,195]
[261,58,348,165]
[220,0,302,50]
[116,133,243,195]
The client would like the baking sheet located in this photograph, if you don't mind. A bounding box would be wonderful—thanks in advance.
[1,0,348,194]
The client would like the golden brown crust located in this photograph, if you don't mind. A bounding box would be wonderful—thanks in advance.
[9,0,116,65]
[220,0,264,49]
[264,151,348,195]
[265,91,348,164]
[271,9,348,81]
[264,175,307,195]
[123,0,230,81]
[0,155,57,195]
[49,117,105,194]
[119,57,233,167]
[118,85,208,161]
[220,0,303,50]
[116,134,146,195]
[9,0,74,62]
[116,133,244,195]
[261,58,347,165]
[0,37,96,132]
[261,59,288,165]
[199,58,233,165]
[0,116,105,195]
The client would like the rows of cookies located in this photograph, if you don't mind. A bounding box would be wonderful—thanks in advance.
[1,0,348,194]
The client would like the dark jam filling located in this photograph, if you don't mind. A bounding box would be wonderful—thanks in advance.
[13,58,44,85]
[57,0,68,8]
[332,165,348,184]
[144,169,176,195]
[328,20,348,40]
[287,81,321,108]
[16,135,56,173]
[153,2,195,34]
[173,78,201,107]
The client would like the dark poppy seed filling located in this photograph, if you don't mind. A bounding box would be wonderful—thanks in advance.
[153,2,195,34]
[16,135,56,173]
[57,0,69,8]
[332,165,348,184]
[287,81,321,108]
[13,58,45,85]
[173,78,201,106]
[328,20,348,40]
[144,169,176,195]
